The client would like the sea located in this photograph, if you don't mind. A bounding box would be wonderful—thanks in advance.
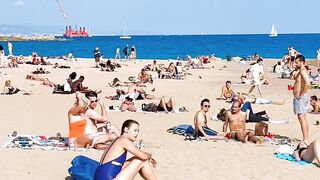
[1,34,320,60]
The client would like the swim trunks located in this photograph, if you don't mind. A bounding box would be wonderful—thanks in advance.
[293,94,309,115]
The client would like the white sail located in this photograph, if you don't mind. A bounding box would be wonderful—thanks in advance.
[269,24,278,37]
[120,24,131,39]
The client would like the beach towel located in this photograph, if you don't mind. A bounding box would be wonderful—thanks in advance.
[274,153,310,165]
[167,124,194,136]
[68,155,99,180]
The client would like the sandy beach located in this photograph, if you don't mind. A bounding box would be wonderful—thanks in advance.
[0,58,319,180]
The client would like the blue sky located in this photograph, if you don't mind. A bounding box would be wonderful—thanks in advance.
[1,0,319,35]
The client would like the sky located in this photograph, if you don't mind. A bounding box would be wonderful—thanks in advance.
[1,0,319,35]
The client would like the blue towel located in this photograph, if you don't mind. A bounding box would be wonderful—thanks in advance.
[275,153,310,165]
[68,155,100,180]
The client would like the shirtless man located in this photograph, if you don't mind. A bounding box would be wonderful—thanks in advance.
[219,80,234,100]
[310,95,320,113]
[193,99,225,140]
[83,91,120,147]
[223,101,261,143]
[138,68,152,84]
[293,55,310,143]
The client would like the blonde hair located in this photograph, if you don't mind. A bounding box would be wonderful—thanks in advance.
[4,80,11,87]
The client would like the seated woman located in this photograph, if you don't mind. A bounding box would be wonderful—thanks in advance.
[68,95,93,148]
[95,119,157,180]
[3,80,32,95]
[157,96,175,113]
[292,141,320,167]
[158,62,176,79]
[241,69,251,84]
[120,97,136,112]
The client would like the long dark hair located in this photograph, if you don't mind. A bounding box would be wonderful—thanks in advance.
[121,119,139,135]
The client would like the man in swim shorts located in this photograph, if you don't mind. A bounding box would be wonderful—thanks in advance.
[293,55,310,143]
[84,91,120,147]
[223,101,261,143]
[193,99,225,140]
[219,80,234,100]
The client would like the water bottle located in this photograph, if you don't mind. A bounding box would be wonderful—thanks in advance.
[69,142,76,150]
[137,140,144,150]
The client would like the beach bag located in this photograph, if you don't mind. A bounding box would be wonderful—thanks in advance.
[141,103,158,112]
[68,155,99,180]
[255,122,268,136]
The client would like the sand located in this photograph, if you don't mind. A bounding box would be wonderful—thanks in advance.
[0,58,319,180]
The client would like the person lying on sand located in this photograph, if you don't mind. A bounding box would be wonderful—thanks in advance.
[107,84,156,101]
[292,141,320,167]
[193,98,226,140]
[223,101,262,143]
[219,80,234,100]
[120,97,136,112]
[310,95,320,113]
[232,92,285,105]
[109,78,146,87]
[26,74,57,87]
[53,63,70,69]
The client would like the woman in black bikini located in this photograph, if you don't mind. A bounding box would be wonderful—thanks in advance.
[292,141,320,167]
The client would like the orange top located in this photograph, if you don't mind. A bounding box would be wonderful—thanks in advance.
[68,119,86,139]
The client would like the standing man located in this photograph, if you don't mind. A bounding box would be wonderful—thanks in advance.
[8,42,13,56]
[93,47,101,68]
[248,58,264,97]
[115,46,120,59]
[293,54,310,143]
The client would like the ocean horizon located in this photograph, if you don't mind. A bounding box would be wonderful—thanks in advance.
[1,34,320,60]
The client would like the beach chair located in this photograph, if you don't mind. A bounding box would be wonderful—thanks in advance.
[174,65,184,80]
[68,155,99,180]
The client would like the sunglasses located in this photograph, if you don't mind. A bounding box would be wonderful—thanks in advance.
[203,105,211,108]
[90,100,99,103]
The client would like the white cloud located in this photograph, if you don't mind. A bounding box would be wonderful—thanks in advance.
[14,1,26,6]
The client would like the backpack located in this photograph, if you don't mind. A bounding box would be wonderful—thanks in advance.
[141,103,158,112]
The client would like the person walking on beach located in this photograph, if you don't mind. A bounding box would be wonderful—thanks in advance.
[248,58,264,97]
[293,55,310,143]
[123,44,129,60]
[288,46,298,68]
[94,47,102,67]
[317,48,320,68]
[7,42,13,56]
[131,45,136,60]
[115,46,121,59]
[0,44,4,65]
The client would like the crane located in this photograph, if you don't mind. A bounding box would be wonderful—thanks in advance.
[55,0,71,26]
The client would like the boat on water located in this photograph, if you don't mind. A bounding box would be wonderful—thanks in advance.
[120,24,131,39]
[269,24,278,37]
[63,26,89,38]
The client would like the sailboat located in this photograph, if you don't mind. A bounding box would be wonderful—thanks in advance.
[269,24,278,37]
[120,24,131,39]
